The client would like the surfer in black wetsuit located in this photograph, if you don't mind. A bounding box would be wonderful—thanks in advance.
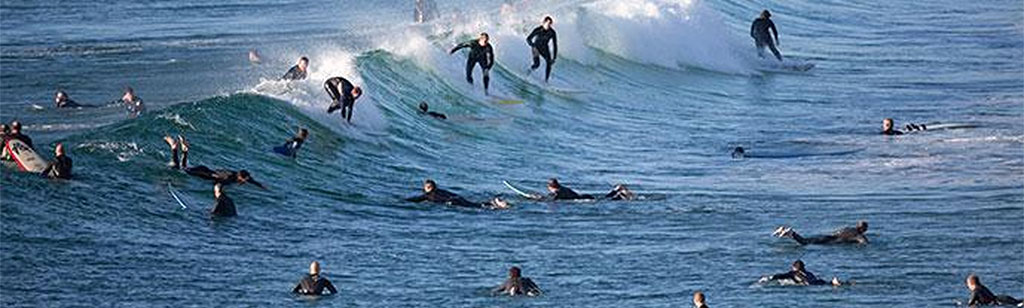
[731,146,746,158]
[210,183,236,217]
[604,184,636,201]
[450,33,495,95]
[406,179,509,209]
[527,16,558,83]
[693,291,709,308]
[40,143,72,180]
[546,178,595,200]
[54,90,83,108]
[293,261,339,296]
[492,266,542,297]
[418,102,447,120]
[750,10,782,61]
[324,76,363,123]
[277,128,308,158]
[282,57,309,81]
[773,220,869,245]
[882,118,927,135]
[7,121,34,149]
[163,135,266,189]
[966,274,1022,306]
[119,87,144,115]
[759,260,842,286]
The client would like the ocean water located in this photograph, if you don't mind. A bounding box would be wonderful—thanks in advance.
[1,0,1022,306]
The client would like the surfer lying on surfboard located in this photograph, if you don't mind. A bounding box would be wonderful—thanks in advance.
[882,118,928,135]
[163,135,266,189]
[405,179,508,209]
[508,178,636,201]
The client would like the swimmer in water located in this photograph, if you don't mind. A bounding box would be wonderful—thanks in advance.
[7,121,34,149]
[965,274,1022,306]
[54,90,83,108]
[119,87,144,115]
[731,146,746,158]
[324,76,363,123]
[882,118,927,135]
[693,291,709,308]
[277,128,308,158]
[772,220,869,245]
[750,10,782,61]
[527,16,558,82]
[450,33,495,95]
[759,260,842,286]
[418,102,447,120]
[281,56,309,81]
[405,179,509,209]
[491,266,542,297]
[292,261,338,296]
[163,135,266,189]
[40,143,72,180]
[210,183,236,217]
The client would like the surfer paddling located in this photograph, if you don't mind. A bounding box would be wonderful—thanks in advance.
[491,266,542,297]
[772,221,869,245]
[965,274,1023,306]
[882,118,928,135]
[405,179,509,209]
[450,32,495,95]
[527,16,558,83]
[324,76,363,124]
[162,135,266,189]
[750,10,783,62]
[758,260,843,286]
[418,102,447,120]
[275,128,308,158]
[119,87,144,115]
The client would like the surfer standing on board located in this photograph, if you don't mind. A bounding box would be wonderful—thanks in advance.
[527,16,558,83]
[450,33,495,95]
[750,10,783,62]
[324,76,363,124]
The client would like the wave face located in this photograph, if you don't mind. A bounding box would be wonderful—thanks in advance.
[2,0,1023,306]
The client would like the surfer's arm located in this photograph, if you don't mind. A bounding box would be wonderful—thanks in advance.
[486,46,495,68]
[750,22,756,38]
[769,21,779,44]
[552,30,558,60]
[526,27,540,46]
[405,194,428,202]
[39,162,54,178]
[449,42,471,54]
[324,280,338,294]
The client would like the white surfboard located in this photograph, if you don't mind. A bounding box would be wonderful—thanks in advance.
[4,139,48,172]
[503,180,543,200]
[167,183,188,210]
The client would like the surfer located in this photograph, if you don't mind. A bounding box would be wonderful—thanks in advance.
[292,261,339,296]
[282,56,309,81]
[546,178,595,200]
[527,16,558,82]
[210,183,236,217]
[276,128,308,158]
[882,118,927,135]
[758,260,842,286]
[966,274,1022,306]
[163,135,266,189]
[693,291,709,308]
[491,266,542,296]
[120,87,144,115]
[772,220,869,245]
[7,121,34,149]
[731,146,746,158]
[418,102,447,120]
[40,143,72,180]
[324,76,363,123]
[450,33,495,95]
[406,179,509,209]
[604,184,636,201]
[54,90,82,108]
[750,10,782,61]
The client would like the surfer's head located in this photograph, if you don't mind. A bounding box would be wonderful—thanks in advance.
[298,128,309,140]
[542,16,553,29]
[693,291,706,307]
[882,118,895,133]
[731,146,745,158]
[856,220,868,233]
[122,87,136,102]
[791,260,805,272]
[761,10,771,18]
[297,57,309,71]
[423,179,437,193]
[547,178,561,192]
[966,274,980,290]
[214,183,224,199]
[509,266,521,278]
[10,121,22,134]
[351,86,363,99]
[237,170,253,183]
[478,32,490,45]
[419,102,429,112]
[309,261,321,276]
[55,143,65,157]
[55,90,68,102]
[0,124,8,135]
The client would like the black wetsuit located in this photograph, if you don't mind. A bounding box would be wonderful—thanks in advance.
[122,97,144,115]
[281,65,307,81]
[750,17,782,61]
[527,26,558,82]
[292,274,338,295]
[764,269,829,285]
[882,129,904,136]
[8,133,33,149]
[787,227,868,245]
[211,193,236,217]
[969,284,1022,306]
[425,111,447,120]
[171,148,262,187]
[40,155,72,179]
[451,41,494,93]
[695,304,709,308]
[56,99,82,108]
[604,188,634,201]
[406,188,485,208]
[279,137,305,158]
[492,277,542,296]
[550,187,595,200]
[324,77,357,123]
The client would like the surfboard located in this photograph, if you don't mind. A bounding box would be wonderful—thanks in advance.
[503,180,543,200]
[4,139,48,172]
[757,59,815,73]
[167,183,188,209]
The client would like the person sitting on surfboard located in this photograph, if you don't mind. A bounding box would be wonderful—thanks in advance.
[772,221,869,245]
[693,291,709,308]
[210,183,236,217]
[491,266,542,297]
[418,102,447,120]
[450,32,495,95]
[546,178,595,200]
[758,260,842,286]
[275,128,308,158]
[750,10,782,62]
[119,87,144,115]
[292,261,338,296]
[965,274,1022,306]
[54,90,83,108]
[406,179,509,209]
[40,143,72,180]
[324,76,363,124]
[281,56,309,81]
[527,16,558,83]
[882,118,927,135]
[163,135,266,189]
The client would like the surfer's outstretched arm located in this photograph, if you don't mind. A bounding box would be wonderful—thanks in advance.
[450,42,471,54]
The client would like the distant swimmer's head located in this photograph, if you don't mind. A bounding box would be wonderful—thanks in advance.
[309,261,321,276]
[55,90,68,102]
[856,220,868,233]
[238,170,253,183]
[761,10,771,18]
[54,143,65,157]
[352,86,363,99]
[0,124,8,135]
[122,87,136,102]
[542,16,553,29]
[423,179,437,193]
[731,146,745,158]
[11,121,22,134]
[791,259,805,272]
[547,178,561,192]
[298,57,309,71]
[693,291,706,307]
[298,128,309,139]
[419,102,429,112]
[214,183,224,198]
[478,32,490,45]
[966,274,980,290]
[508,266,521,278]
[882,118,895,133]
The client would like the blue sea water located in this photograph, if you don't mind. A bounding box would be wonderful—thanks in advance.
[1,0,1022,306]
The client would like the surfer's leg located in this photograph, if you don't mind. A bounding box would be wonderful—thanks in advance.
[465,59,476,84]
[184,165,215,180]
[344,102,354,123]
[538,47,553,82]
[482,66,491,93]
[163,136,180,168]
[531,47,541,70]
[325,82,342,113]
[755,40,765,58]
[767,41,783,61]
